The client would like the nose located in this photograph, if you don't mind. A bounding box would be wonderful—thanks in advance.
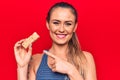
[59,24,65,32]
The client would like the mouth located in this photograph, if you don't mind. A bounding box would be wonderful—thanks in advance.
[56,34,67,39]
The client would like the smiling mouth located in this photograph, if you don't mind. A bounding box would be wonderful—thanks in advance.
[56,34,67,39]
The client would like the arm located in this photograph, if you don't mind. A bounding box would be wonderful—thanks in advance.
[27,57,36,80]
[14,39,32,80]
[14,33,40,80]
[83,51,97,80]
[17,57,36,80]
[17,65,28,80]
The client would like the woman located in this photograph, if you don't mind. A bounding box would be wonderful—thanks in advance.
[14,2,97,80]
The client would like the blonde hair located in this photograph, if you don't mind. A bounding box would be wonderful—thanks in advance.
[68,32,87,77]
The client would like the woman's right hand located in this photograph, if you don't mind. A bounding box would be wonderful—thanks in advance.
[14,39,32,67]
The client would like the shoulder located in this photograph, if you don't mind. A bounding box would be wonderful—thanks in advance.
[83,51,97,80]
[82,51,94,61]
[82,51,97,80]
[82,51,96,69]
[32,53,44,63]
[29,53,44,74]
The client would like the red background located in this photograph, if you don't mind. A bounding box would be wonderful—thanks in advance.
[0,0,120,80]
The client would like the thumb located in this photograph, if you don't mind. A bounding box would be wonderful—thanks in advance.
[43,50,57,59]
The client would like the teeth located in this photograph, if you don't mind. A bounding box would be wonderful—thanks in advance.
[56,34,66,38]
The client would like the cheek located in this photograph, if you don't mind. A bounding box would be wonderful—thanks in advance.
[66,27,75,34]
[49,25,58,32]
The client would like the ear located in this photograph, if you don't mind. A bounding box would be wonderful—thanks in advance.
[46,21,50,30]
[73,23,78,32]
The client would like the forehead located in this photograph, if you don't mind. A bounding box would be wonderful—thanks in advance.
[50,7,75,22]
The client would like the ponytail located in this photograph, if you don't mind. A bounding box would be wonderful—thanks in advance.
[68,32,86,70]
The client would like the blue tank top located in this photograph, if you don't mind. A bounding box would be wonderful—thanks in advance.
[36,54,70,80]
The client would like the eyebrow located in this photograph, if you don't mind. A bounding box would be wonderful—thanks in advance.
[51,19,74,23]
[52,19,60,22]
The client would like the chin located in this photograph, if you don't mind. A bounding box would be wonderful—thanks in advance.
[53,40,69,45]
[55,42,68,46]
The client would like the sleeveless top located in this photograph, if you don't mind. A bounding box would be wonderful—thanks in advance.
[36,54,70,80]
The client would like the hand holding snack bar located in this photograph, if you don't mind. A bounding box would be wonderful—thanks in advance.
[14,32,40,67]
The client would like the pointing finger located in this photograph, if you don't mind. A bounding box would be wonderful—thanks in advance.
[43,50,57,59]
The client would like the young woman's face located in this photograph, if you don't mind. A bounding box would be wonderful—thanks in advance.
[46,7,77,45]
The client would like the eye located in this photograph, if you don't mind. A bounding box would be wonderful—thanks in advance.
[65,23,72,26]
[53,22,59,25]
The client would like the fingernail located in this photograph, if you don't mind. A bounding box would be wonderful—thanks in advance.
[43,50,47,53]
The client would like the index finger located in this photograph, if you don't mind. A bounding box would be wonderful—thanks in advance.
[43,50,57,59]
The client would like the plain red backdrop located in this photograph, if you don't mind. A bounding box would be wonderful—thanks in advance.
[0,0,120,80]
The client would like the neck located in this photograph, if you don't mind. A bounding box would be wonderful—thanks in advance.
[49,43,69,59]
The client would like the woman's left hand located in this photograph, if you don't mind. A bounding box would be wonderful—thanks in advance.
[43,50,76,74]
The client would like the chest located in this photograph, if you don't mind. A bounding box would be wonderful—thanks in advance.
[36,54,70,80]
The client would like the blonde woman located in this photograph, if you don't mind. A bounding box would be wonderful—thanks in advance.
[14,2,97,80]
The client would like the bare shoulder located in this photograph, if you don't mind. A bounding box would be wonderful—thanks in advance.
[29,53,44,74]
[82,51,97,80]
[82,51,95,63]
[82,51,96,69]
